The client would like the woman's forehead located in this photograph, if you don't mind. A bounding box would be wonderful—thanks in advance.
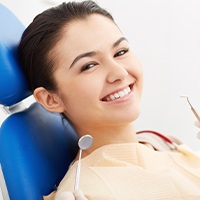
[63,14,120,40]
[52,14,123,67]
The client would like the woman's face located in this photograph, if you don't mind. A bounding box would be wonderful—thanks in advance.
[52,14,143,133]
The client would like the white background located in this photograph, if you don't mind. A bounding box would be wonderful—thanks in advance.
[0,0,200,152]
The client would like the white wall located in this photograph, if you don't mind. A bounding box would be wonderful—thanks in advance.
[0,0,200,151]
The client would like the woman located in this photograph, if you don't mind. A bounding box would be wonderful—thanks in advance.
[18,1,200,199]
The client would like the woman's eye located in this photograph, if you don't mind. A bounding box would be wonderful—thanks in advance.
[114,49,129,57]
[81,63,96,72]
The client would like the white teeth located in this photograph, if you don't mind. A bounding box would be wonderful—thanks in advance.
[123,88,129,95]
[127,87,131,93]
[105,86,131,101]
[114,93,120,98]
[118,91,125,97]
[110,95,115,100]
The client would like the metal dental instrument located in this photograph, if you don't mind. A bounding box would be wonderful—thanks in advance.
[74,134,93,191]
[180,95,200,123]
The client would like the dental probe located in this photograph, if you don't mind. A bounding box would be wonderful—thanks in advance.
[74,134,93,191]
[180,95,200,123]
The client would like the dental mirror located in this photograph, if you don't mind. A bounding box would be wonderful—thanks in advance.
[74,134,93,191]
[78,134,93,150]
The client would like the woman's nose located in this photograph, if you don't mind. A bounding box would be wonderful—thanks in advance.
[106,61,128,83]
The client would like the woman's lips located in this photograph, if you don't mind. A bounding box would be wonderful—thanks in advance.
[101,84,134,102]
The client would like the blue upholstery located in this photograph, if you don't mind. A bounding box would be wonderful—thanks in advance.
[0,103,78,200]
[0,4,31,106]
[0,3,78,200]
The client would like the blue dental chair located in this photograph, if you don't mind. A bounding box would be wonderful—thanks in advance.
[0,4,78,200]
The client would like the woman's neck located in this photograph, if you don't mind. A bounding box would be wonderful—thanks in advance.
[77,123,138,158]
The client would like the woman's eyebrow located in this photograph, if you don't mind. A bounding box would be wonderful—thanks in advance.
[70,51,96,68]
[69,37,128,68]
[113,37,128,48]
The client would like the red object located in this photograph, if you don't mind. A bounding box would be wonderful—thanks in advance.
[136,130,173,144]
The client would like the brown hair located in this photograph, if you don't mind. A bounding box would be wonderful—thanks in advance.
[18,1,114,92]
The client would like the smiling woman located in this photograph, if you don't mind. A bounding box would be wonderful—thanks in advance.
[17,1,200,200]
[36,13,143,139]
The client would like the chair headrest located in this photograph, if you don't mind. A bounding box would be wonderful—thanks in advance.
[0,4,31,107]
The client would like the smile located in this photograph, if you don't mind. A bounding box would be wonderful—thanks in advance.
[102,85,133,102]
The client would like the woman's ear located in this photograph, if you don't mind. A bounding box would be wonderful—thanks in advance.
[33,87,65,113]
